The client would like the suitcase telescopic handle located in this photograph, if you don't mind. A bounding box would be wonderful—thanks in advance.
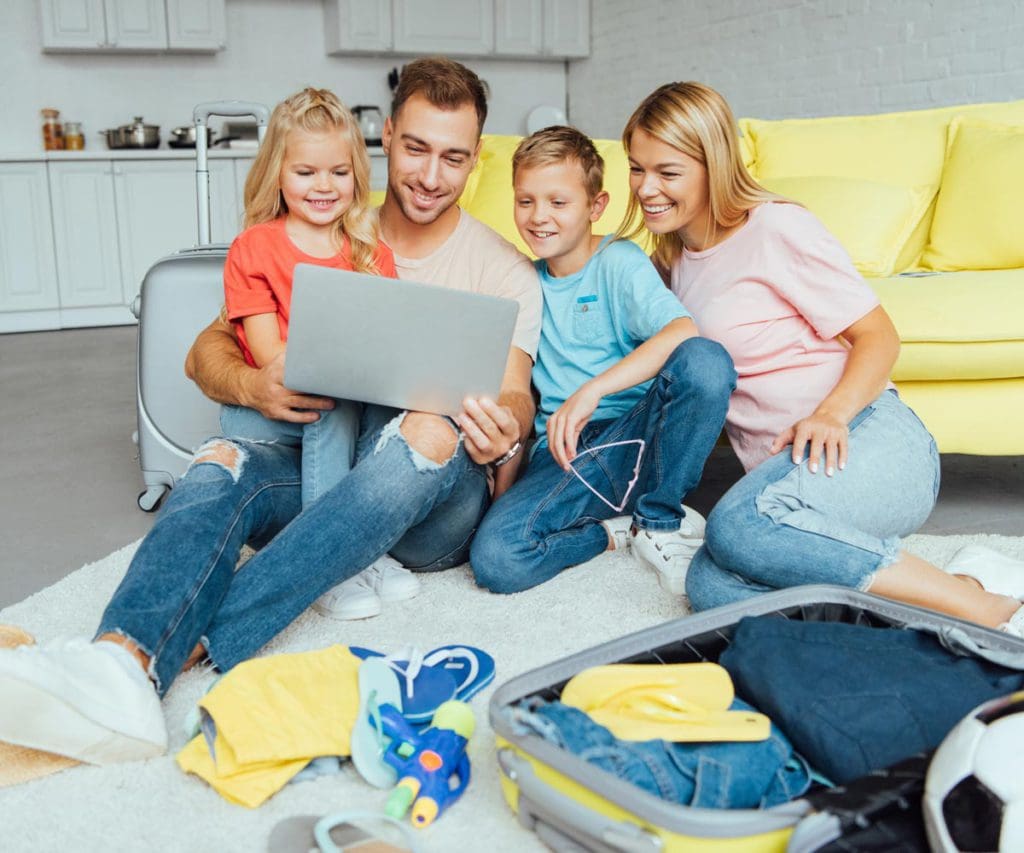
[192,101,271,246]
[498,748,663,853]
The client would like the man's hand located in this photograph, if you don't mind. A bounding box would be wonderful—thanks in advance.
[456,396,520,465]
[240,352,334,424]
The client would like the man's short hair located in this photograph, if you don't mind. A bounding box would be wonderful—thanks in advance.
[391,56,489,137]
[512,126,605,200]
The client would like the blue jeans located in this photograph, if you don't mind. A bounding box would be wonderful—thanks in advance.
[471,338,736,594]
[508,699,811,809]
[220,400,361,508]
[686,390,941,611]
[97,404,489,695]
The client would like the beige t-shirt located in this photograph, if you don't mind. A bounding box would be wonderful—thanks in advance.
[390,209,542,360]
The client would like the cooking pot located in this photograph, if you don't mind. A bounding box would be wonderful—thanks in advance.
[168,125,215,148]
[100,116,160,149]
[352,105,384,145]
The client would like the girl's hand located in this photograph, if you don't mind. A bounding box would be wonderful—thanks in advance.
[547,384,602,471]
[771,412,849,476]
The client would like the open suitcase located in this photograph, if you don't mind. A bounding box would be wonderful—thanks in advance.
[490,585,1024,852]
[131,101,269,511]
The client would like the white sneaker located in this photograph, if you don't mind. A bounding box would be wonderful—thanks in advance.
[601,516,633,551]
[945,545,1024,599]
[0,637,167,765]
[630,507,707,595]
[314,555,421,621]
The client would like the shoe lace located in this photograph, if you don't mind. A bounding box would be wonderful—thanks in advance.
[648,532,701,562]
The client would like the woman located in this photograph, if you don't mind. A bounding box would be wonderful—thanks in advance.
[618,81,1023,635]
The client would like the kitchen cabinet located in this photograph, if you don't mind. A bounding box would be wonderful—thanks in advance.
[39,0,226,52]
[323,0,589,58]
[113,159,238,305]
[323,0,391,54]
[48,161,127,325]
[0,165,61,333]
[393,0,493,56]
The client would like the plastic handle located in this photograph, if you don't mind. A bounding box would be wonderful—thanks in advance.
[192,101,270,126]
[497,748,663,853]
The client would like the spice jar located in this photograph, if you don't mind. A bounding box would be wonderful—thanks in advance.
[41,108,64,151]
[64,122,85,150]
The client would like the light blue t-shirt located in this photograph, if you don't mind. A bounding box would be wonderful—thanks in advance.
[532,236,691,445]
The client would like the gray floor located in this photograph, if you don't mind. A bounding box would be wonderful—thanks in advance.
[0,326,1021,609]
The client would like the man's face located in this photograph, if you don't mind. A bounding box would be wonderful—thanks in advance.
[382,94,481,226]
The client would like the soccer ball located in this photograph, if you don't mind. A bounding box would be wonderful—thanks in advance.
[923,691,1024,852]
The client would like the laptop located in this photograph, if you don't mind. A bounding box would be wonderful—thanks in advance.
[284,264,519,417]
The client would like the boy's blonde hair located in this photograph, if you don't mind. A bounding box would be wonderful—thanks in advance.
[243,87,379,274]
[615,81,779,272]
[512,125,605,200]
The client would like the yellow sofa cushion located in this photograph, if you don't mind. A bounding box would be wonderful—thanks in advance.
[741,99,1024,269]
[921,118,1024,272]
[460,134,640,256]
[758,176,935,278]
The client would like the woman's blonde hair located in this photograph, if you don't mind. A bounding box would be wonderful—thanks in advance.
[243,87,379,274]
[616,81,779,272]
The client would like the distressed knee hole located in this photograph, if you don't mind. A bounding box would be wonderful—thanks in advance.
[187,438,247,482]
[373,411,460,470]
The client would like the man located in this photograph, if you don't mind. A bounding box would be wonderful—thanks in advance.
[0,58,541,765]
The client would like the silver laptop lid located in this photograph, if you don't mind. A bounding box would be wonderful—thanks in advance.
[284,264,519,417]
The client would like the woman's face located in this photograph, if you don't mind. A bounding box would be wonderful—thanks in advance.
[627,128,711,247]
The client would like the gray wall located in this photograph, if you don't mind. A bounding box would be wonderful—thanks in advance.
[2,0,567,154]
[568,0,1024,139]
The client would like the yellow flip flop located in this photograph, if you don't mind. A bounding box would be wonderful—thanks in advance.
[561,663,770,743]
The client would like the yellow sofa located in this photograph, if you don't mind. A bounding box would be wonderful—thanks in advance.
[447,100,1024,456]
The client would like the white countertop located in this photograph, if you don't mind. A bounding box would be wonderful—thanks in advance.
[0,146,386,162]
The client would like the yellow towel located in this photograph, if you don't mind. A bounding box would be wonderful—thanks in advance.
[177,644,361,807]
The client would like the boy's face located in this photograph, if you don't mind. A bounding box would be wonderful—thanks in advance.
[513,160,608,276]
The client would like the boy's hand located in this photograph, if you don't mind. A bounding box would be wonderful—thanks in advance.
[547,383,602,471]
[458,396,520,465]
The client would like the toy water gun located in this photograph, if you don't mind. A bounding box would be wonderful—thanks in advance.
[379,699,475,828]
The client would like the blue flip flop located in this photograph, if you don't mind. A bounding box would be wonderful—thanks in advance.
[422,645,495,702]
[350,646,459,725]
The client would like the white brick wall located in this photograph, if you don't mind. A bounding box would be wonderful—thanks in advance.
[568,0,1024,138]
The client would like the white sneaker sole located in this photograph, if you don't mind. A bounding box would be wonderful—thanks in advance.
[0,671,165,765]
[313,597,383,621]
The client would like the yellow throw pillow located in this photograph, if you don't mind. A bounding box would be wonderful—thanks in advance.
[758,176,936,278]
[922,118,1024,271]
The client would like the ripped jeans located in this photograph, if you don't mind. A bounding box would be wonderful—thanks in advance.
[97,404,489,695]
[686,390,941,611]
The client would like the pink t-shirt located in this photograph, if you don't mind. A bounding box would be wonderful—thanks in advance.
[671,202,883,472]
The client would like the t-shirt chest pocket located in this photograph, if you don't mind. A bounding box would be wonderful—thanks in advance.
[571,300,603,343]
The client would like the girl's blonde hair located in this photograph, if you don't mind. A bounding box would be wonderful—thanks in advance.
[244,87,379,274]
[616,81,779,272]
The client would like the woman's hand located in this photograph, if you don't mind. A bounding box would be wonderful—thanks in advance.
[547,383,603,470]
[771,411,849,476]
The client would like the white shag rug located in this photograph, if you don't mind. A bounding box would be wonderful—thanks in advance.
[2,533,1023,853]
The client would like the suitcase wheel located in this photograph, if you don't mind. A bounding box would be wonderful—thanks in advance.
[137,486,167,513]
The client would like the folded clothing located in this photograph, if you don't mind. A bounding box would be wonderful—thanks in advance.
[719,617,1024,784]
[177,644,362,807]
[508,698,811,809]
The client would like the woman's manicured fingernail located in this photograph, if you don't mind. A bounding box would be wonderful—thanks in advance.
[826,466,834,477]
[809,462,818,473]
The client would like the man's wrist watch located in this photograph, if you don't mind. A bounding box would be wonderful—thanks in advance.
[492,440,523,468]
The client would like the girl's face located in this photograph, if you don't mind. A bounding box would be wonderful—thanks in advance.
[279,128,355,231]
[627,128,711,248]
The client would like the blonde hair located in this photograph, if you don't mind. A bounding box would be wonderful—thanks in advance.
[616,81,779,272]
[512,125,604,200]
[244,87,379,274]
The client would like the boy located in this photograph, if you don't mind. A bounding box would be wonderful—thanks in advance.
[470,126,736,597]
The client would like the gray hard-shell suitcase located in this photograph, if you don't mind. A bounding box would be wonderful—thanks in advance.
[489,585,1024,852]
[131,101,269,512]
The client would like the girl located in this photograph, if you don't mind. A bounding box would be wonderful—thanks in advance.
[618,81,1024,637]
[221,87,418,619]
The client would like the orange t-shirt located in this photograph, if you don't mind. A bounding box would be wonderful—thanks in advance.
[223,216,397,366]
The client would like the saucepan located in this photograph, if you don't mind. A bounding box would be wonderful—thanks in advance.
[100,116,160,149]
[168,125,215,148]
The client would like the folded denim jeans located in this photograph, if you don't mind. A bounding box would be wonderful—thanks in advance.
[507,698,811,809]
[720,617,1024,784]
